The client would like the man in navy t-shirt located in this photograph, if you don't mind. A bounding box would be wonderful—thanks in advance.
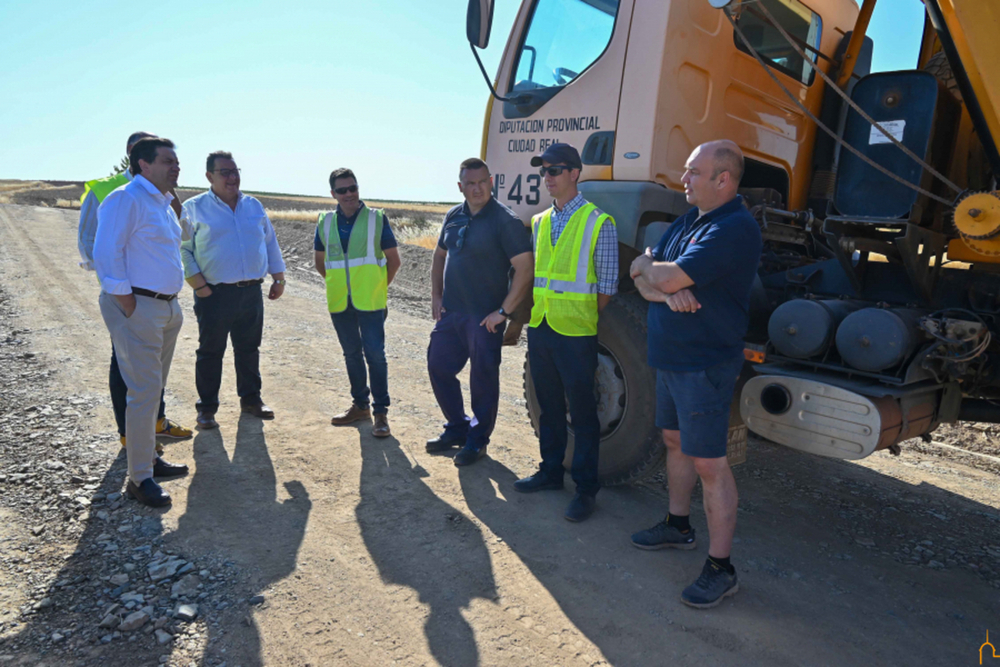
[628,140,762,609]
[427,158,533,466]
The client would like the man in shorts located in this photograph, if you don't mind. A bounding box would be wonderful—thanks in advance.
[629,140,761,608]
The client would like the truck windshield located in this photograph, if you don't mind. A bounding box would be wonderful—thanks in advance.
[509,0,619,93]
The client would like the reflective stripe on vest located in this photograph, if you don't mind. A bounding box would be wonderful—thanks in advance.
[81,172,129,204]
[319,206,388,313]
[529,204,611,337]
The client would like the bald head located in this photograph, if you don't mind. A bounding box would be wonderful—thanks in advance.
[681,140,745,214]
[705,140,744,185]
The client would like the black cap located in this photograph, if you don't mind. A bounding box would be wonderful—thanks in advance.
[530,143,582,170]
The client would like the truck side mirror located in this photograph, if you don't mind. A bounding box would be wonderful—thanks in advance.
[467,0,494,49]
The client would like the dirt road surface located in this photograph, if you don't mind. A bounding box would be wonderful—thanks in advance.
[0,203,998,667]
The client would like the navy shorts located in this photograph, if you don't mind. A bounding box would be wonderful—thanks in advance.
[655,353,745,459]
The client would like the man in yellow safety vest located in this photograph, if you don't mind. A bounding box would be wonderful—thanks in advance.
[512,144,619,523]
[77,131,192,457]
[313,168,402,438]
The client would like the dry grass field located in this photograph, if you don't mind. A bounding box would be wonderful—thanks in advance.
[0,179,453,248]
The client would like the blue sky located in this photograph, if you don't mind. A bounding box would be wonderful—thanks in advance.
[0,0,927,202]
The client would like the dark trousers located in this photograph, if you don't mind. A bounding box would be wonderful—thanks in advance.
[330,306,390,414]
[193,284,265,414]
[110,343,165,437]
[527,319,600,497]
[427,312,506,449]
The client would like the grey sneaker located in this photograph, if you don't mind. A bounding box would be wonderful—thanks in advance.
[681,559,739,609]
[630,520,697,550]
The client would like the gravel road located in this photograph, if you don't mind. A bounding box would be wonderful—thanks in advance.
[0,203,997,667]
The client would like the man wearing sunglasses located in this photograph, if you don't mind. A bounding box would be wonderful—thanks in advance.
[180,151,287,429]
[314,168,401,437]
[513,143,618,523]
[427,158,533,466]
[628,140,761,609]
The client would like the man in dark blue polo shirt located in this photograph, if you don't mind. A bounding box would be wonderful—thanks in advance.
[628,140,762,609]
[427,158,533,466]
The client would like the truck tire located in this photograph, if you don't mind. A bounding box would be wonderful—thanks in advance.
[923,51,961,102]
[523,293,663,486]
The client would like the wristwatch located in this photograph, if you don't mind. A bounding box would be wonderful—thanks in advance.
[498,307,511,319]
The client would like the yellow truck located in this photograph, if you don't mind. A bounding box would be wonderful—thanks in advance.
[465,0,1000,485]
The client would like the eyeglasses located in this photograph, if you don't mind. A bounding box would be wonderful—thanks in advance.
[455,223,470,251]
[539,165,571,177]
[334,185,358,195]
[213,168,241,178]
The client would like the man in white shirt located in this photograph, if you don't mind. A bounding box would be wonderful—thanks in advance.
[78,131,193,453]
[180,151,286,428]
[95,137,188,508]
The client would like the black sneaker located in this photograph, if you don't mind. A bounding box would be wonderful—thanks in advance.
[426,432,466,453]
[681,559,739,609]
[630,520,697,550]
[453,445,487,467]
[512,472,564,493]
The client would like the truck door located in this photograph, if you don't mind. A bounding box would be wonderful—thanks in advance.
[484,0,633,221]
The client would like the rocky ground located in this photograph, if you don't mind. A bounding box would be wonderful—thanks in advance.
[0,200,997,666]
[0,286,270,667]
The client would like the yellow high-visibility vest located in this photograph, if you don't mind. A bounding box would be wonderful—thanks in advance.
[81,172,129,204]
[318,205,388,313]
[529,203,613,336]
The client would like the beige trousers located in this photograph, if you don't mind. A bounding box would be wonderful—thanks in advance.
[99,292,183,483]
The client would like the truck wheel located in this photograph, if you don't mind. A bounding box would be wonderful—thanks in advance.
[923,51,961,101]
[523,293,663,486]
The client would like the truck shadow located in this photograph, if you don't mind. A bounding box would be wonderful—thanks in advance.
[171,413,311,666]
[356,434,496,667]
[457,446,1000,667]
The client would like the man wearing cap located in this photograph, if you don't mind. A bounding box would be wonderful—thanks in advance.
[628,140,761,609]
[78,131,192,457]
[512,143,618,523]
[427,157,533,466]
[314,168,401,438]
[180,151,287,429]
[95,137,189,508]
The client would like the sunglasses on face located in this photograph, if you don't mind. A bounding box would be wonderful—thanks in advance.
[334,184,358,195]
[539,165,571,177]
[213,168,241,178]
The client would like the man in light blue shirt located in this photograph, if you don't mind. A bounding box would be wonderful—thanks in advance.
[180,151,286,428]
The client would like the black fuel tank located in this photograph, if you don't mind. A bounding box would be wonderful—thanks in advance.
[768,299,861,359]
[835,307,925,372]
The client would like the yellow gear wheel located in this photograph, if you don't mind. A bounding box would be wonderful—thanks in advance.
[953,191,1000,241]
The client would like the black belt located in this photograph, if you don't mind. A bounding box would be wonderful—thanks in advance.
[133,287,177,301]
[218,279,264,288]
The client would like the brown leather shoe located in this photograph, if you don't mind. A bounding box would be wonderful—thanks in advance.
[242,403,275,420]
[372,413,391,438]
[196,412,219,430]
[330,404,371,426]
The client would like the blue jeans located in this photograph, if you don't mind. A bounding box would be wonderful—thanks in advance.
[427,311,505,449]
[330,306,390,414]
[527,319,600,497]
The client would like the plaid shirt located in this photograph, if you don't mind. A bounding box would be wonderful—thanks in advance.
[548,193,619,295]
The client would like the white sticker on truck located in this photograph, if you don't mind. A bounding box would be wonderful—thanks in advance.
[869,120,905,145]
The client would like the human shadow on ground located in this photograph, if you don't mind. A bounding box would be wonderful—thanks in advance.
[356,434,496,667]
[171,413,311,666]
[457,450,1000,667]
